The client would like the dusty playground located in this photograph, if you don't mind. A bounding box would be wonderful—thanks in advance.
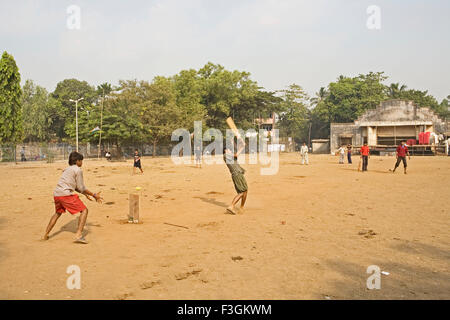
[0,153,448,300]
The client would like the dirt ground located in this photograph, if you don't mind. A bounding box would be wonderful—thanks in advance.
[0,153,448,300]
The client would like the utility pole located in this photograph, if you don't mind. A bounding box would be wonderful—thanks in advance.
[98,88,104,159]
[308,121,312,148]
[69,98,84,152]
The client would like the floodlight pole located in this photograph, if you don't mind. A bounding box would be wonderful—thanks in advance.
[70,98,84,152]
[98,88,104,159]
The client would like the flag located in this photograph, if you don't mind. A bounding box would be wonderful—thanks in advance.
[90,126,100,134]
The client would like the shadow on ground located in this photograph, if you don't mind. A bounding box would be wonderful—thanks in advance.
[49,218,101,239]
[315,240,450,299]
[194,196,228,209]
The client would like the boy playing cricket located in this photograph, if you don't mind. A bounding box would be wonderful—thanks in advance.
[133,149,144,175]
[360,142,370,172]
[300,142,309,165]
[390,140,410,174]
[223,142,248,215]
[337,144,346,164]
[44,151,103,244]
[194,144,202,168]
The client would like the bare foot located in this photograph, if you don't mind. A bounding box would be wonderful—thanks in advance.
[43,235,49,240]
[239,207,245,214]
[74,237,88,244]
[226,206,237,215]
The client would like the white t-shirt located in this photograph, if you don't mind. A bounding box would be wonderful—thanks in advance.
[300,145,308,154]
[54,165,86,197]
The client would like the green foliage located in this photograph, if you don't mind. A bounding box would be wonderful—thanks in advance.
[0,51,23,143]
[277,84,310,142]
[391,87,440,112]
[311,72,388,137]
[5,60,447,148]
[386,83,408,98]
[51,78,97,140]
[21,80,62,141]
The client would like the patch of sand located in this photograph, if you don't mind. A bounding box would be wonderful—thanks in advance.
[0,154,448,299]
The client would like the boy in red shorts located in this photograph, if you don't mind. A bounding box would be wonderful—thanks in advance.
[43,151,103,244]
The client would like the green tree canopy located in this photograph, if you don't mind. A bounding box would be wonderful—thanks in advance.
[21,80,62,142]
[0,51,23,143]
[51,78,97,140]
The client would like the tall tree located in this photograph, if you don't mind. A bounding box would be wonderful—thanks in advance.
[172,69,206,131]
[139,76,182,156]
[387,83,408,98]
[0,51,23,144]
[21,80,60,142]
[51,79,97,141]
[311,72,388,137]
[277,84,310,143]
[198,62,262,131]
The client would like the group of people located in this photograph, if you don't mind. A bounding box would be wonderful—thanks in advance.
[336,141,410,173]
[300,140,411,174]
[43,141,249,244]
[42,137,417,244]
[336,144,354,164]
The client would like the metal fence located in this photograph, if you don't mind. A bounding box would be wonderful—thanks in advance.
[0,142,179,163]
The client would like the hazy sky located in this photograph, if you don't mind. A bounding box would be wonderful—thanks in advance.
[1,0,449,100]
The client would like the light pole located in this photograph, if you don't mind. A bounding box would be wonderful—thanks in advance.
[97,88,104,159]
[69,98,84,152]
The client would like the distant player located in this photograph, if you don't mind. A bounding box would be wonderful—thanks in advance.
[360,142,370,172]
[133,149,144,175]
[223,143,248,215]
[43,151,103,244]
[337,144,346,164]
[390,140,410,174]
[300,142,309,165]
[194,144,202,168]
[347,144,352,164]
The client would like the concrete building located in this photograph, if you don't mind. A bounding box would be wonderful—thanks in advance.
[330,100,448,151]
[312,139,330,154]
[255,112,278,132]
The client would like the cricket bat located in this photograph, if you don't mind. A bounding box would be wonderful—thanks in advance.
[358,157,362,172]
[226,117,245,145]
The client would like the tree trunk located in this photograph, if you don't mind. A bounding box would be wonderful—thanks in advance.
[153,140,157,158]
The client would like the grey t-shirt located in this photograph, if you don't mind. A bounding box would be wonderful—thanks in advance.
[53,165,87,197]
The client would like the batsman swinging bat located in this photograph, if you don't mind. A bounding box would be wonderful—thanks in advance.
[226,117,245,145]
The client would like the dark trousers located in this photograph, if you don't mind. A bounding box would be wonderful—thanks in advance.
[362,155,368,171]
[394,156,407,169]
[347,153,352,164]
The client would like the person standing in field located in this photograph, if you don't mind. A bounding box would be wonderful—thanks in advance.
[194,144,202,168]
[360,142,370,172]
[300,142,309,165]
[20,147,26,162]
[337,144,346,164]
[224,143,248,215]
[133,149,144,175]
[43,151,103,244]
[390,140,410,174]
[347,144,352,164]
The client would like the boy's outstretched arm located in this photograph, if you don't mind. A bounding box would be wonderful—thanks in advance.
[235,139,245,157]
[83,189,103,203]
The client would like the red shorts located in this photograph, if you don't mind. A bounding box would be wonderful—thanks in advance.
[54,194,86,214]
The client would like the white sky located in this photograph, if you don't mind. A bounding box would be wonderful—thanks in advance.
[1,0,449,100]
